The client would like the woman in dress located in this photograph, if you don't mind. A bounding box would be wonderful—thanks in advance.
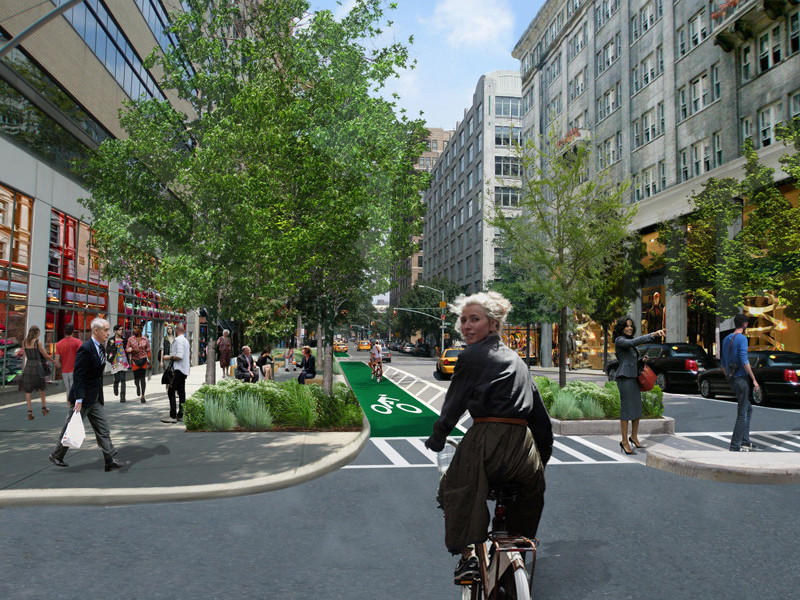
[126,323,151,403]
[256,346,274,381]
[217,329,232,379]
[612,316,666,454]
[107,324,130,402]
[425,291,553,584]
[19,325,53,420]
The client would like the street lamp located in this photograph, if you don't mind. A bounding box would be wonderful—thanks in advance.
[418,284,446,355]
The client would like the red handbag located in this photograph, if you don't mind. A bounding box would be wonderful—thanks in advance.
[638,365,657,391]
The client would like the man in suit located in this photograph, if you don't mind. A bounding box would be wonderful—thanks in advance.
[48,318,129,472]
[235,346,257,383]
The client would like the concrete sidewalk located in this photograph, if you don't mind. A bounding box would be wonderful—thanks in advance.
[0,362,368,507]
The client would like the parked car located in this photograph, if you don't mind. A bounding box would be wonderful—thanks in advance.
[697,350,800,405]
[401,342,415,354]
[605,342,718,393]
[382,349,392,363]
[412,343,431,357]
[436,348,462,379]
[357,340,371,351]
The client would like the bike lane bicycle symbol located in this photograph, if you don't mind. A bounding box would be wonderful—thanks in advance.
[370,394,423,415]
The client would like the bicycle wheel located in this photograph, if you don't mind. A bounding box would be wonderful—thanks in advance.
[511,567,530,600]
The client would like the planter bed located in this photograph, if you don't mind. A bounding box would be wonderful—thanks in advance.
[550,416,675,436]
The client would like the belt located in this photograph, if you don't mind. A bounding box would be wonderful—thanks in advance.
[473,417,527,426]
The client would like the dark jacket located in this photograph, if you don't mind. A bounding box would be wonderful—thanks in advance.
[614,333,655,378]
[298,354,316,377]
[69,339,106,407]
[235,353,256,380]
[434,334,553,465]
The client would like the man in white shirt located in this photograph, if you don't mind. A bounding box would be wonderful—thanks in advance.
[161,323,191,424]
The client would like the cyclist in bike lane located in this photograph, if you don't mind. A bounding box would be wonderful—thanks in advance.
[424,291,553,585]
[368,340,383,382]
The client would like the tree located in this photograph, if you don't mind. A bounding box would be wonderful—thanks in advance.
[492,125,635,387]
[78,0,428,391]
[395,277,464,348]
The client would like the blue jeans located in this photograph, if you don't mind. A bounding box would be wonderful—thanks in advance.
[729,376,752,450]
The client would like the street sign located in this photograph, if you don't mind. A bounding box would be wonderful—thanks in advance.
[439,300,447,308]
[441,314,446,321]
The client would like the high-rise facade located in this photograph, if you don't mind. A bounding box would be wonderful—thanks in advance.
[389,127,452,306]
[422,71,523,294]
[0,1,196,389]
[513,0,800,361]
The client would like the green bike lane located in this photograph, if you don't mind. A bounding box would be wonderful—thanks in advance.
[339,361,463,438]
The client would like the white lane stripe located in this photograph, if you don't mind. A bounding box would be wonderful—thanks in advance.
[552,440,596,462]
[747,434,793,451]
[569,436,632,461]
[750,433,800,450]
[371,438,411,467]
[407,437,438,463]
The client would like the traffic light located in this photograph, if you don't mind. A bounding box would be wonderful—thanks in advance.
[393,310,397,316]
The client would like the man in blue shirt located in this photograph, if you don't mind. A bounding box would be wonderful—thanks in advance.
[721,314,760,452]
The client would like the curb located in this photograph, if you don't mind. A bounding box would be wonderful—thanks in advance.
[646,447,800,484]
[0,414,370,508]
[550,416,675,436]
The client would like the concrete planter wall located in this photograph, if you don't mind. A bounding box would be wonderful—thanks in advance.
[550,416,675,436]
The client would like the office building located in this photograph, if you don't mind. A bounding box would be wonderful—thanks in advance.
[513,0,800,364]
[0,1,196,389]
[422,71,523,293]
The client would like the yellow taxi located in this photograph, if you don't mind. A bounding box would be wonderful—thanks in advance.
[358,340,371,351]
[436,348,463,380]
[334,341,348,353]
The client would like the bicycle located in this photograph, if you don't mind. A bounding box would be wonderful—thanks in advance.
[369,358,383,383]
[438,440,538,600]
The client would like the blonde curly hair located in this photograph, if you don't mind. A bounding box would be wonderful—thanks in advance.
[449,291,513,330]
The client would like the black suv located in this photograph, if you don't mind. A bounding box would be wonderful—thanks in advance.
[605,343,718,393]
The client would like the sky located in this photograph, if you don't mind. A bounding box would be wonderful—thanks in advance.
[309,0,546,130]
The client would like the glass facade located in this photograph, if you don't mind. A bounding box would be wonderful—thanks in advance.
[56,0,166,101]
[0,184,32,385]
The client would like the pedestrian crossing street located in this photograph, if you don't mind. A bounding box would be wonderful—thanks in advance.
[344,435,636,469]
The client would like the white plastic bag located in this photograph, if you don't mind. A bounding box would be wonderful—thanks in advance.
[61,412,85,449]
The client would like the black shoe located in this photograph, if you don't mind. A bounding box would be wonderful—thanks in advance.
[48,454,68,468]
[104,459,130,472]
[454,556,480,585]
[140,396,146,403]
[619,441,634,455]
[120,398,126,403]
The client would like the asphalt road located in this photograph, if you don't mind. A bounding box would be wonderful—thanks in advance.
[3,347,800,599]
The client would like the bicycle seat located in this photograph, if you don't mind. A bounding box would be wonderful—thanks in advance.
[487,482,524,502]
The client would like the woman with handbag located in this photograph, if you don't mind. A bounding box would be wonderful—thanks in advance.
[160,324,175,392]
[126,324,151,403]
[612,316,666,454]
[107,325,130,402]
[19,325,53,420]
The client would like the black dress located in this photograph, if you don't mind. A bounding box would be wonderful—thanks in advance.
[19,345,45,393]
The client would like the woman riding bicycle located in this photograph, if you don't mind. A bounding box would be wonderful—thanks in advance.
[369,340,383,380]
[425,291,553,585]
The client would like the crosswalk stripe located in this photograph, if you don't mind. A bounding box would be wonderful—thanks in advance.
[748,433,799,451]
[570,436,630,461]
[370,438,411,467]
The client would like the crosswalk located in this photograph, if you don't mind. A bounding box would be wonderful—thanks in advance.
[344,435,636,469]
[675,431,800,452]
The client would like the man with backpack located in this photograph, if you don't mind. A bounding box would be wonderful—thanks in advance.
[721,314,760,452]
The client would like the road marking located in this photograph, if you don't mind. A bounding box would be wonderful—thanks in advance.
[345,437,635,469]
[676,431,800,452]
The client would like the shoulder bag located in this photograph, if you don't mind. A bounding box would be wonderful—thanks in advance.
[161,359,175,387]
[725,333,741,381]
[638,363,657,392]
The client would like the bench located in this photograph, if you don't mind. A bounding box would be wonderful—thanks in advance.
[303,377,323,386]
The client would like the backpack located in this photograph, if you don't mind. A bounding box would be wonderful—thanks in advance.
[725,333,741,380]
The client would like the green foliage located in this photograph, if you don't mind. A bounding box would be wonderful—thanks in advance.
[183,397,205,431]
[564,380,618,419]
[642,385,665,418]
[232,391,273,431]
[205,399,237,431]
[394,277,465,341]
[316,382,363,428]
[278,381,319,428]
[550,387,583,420]
[536,377,662,420]
[534,376,554,412]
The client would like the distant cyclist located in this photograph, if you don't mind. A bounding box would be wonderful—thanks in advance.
[369,341,383,382]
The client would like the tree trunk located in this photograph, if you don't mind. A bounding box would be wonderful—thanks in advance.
[559,306,568,387]
[602,322,609,370]
[205,298,220,386]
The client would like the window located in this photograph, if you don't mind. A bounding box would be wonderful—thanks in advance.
[495,96,522,117]
[459,155,465,173]
[642,108,656,143]
[679,86,688,120]
[657,101,665,134]
[477,131,482,153]
[632,119,641,148]
[641,165,656,198]
[468,117,474,135]
[677,27,686,57]
[713,131,722,166]
[632,65,640,92]
[792,90,800,119]
[711,63,720,101]
[495,156,521,177]
[642,54,655,86]
[468,144,474,163]
[495,126,521,147]
[477,103,483,123]
[467,171,474,190]
[631,15,640,42]
[688,10,707,50]
[432,140,438,151]
[759,102,783,147]
[597,82,621,121]
[791,12,799,54]
[545,94,563,123]
[523,86,535,114]
[569,68,586,102]
[459,130,465,148]
[741,45,752,81]
[641,2,655,33]
[494,187,520,207]
[680,149,689,181]
[759,27,782,72]
[689,73,709,115]
[659,160,666,190]
[741,116,753,144]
